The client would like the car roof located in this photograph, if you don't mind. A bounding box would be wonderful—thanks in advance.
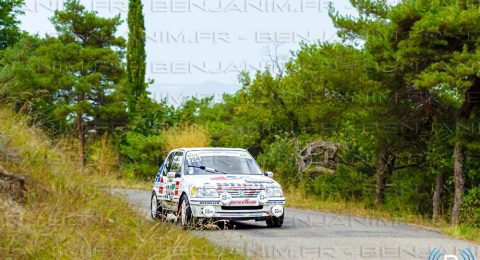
[175,147,248,152]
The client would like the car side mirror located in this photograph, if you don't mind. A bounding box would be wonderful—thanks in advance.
[264,171,274,178]
[167,171,181,178]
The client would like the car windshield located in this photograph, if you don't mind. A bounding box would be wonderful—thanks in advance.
[185,150,262,175]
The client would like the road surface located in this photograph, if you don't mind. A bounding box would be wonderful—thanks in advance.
[111,188,478,260]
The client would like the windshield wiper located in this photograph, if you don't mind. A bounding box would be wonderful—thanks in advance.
[187,165,228,174]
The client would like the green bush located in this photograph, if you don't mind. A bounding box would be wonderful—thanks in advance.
[116,131,164,179]
[306,165,374,201]
[384,169,435,216]
[462,187,480,227]
[257,137,299,186]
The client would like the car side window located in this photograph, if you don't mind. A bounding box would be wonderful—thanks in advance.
[171,151,184,174]
[162,152,176,176]
[155,160,166,182]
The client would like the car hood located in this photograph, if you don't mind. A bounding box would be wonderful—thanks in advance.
[185,174,280,189]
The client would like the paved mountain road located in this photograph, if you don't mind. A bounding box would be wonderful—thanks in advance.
[111,189,478,260]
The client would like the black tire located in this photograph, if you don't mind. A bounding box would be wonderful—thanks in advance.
[266,213,284,228]
[151,192,164,220]
[178,194,193,229]
[216,220,230,230]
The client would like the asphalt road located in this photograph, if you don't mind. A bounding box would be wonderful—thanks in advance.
[111,189,478,260]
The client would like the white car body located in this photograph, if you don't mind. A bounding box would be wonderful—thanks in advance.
[151,148,285,227]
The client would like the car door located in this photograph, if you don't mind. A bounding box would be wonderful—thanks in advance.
[159,151,176,202]
[170,151,184,204]
[153,160,165,197]
[164,150,184,209]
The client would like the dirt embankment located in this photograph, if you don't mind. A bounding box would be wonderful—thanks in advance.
[0,166,27,227]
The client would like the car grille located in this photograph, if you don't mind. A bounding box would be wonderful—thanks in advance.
[221,206,263,210]
[225,189,262,198]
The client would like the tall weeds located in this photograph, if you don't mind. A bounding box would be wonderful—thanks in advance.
[162,124,211,153]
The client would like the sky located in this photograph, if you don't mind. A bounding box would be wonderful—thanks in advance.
[19,0,355,106]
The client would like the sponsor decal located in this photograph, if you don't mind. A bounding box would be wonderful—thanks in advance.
[211,176,242,181]
[173,181,181,196]
[187,153,201,163]
[217,212,264,217]
[228,199,258,205]
[216,182,265,189]
[158,186,164,194]
[267,200,285,205]
[243,212,263,216]
[203,206,215,217]
[198,201,220,205]
[245,178,274,184]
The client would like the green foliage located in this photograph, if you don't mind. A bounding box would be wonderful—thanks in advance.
[1,0,128,166]
[0,0,24,49]
[50,0,124,48]
[126,0,147,112]
[114,98,176,179]
[257,137,299,186]
[461,187,480,227]
[385,168,436,215]
[117,131,163,179]
[306,166,374,202]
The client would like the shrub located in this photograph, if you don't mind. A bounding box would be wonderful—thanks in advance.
[117,131,164,179]
[257,137,299,186]
[306,165,374,201]
[462,187,480,227]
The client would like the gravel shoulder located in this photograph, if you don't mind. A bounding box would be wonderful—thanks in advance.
[111,188,479,260]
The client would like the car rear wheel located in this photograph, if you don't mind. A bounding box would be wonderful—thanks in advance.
[266,213,284,228]
[151,192,165,220]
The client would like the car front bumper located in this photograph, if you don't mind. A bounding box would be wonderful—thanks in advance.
[189,198,285,220]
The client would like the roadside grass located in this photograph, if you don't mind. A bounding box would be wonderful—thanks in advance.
[283,189,480,244]
[162,124,210,153]
[0,109,241,259]
[92,175,152,191]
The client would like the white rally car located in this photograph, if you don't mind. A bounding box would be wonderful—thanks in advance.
[150,148,285,228]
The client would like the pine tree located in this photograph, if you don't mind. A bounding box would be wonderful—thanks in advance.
[0,0,24,49]
[126,0,146,113]
[49,0,127,168]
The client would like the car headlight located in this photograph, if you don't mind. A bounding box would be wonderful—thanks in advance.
[266,187,283,197]
[194,187,219,198]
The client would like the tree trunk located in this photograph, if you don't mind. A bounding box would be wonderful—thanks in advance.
[449,77,480,224]
[375,152,395,206]
[451,143,464,224]
[432,172,445,221]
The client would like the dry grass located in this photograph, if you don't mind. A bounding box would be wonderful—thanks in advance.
[0,109,242,259]
[284,189,480,244]
[162,125,210,153]
[88,133,119,177]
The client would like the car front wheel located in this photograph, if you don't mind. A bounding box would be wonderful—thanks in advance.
[178,194,193,228]
[266,212,284,228]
